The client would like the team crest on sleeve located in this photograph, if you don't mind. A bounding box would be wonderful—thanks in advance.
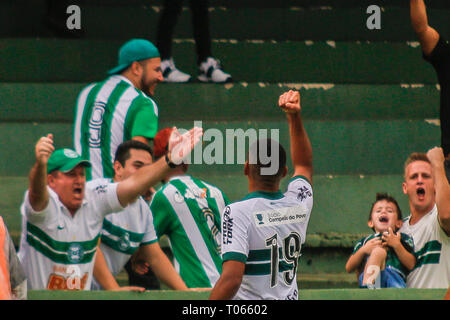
[94,184,108,194]
[296,186,312,201]
[222,206,233,245]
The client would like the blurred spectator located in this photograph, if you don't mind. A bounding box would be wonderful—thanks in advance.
[0,216,27,300]
[156,0,232,83]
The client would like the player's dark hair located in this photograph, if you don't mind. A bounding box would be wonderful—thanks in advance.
[247,138,287,185]
[368,192,402,221]
[114,140,153,167]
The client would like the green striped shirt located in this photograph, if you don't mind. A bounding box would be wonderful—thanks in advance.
[73,75,158,180]
[150,175,229,288]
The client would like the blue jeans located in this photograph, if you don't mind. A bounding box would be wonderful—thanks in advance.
[359,266,406,288]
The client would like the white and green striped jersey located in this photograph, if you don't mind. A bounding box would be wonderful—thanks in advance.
[150,175,229,288]
[18,183,123,290]
[73,75,159,181]
[222,176,313,300]
[400,205,450,288]
[87,178,158,289]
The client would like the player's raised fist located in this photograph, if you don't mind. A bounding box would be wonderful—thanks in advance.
[278,90,301,114]
[35,133,54,165]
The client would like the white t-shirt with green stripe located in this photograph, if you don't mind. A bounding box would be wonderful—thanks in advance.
[150,175,229,288]
[73,75,159,180]
[18,183,123,290]
[87,178,158,288]
[222,176,313,300]
[400,205,450,288]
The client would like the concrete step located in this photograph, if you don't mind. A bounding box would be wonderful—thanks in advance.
[0,82,440,122]
[2,2,449,41]
[0,39,437,83]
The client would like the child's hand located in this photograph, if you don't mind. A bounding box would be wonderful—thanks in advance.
[362,237,382,255]
[382,227,401,249]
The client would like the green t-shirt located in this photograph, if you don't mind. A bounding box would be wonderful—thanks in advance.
[352,232,415,280]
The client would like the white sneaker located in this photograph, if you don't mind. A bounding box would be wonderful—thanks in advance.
[161,58,191,83]
[198,57,232,83]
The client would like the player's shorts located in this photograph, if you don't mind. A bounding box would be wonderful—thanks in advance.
[358,266,406,288]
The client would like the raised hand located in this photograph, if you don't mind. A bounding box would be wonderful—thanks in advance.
[168,127,203,165]
[278,90,301,114]
[35,134,54,165]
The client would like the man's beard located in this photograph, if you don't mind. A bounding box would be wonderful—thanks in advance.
[139,71,155,97]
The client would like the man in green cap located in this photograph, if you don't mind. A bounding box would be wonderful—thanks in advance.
[73,38,164,181]
[18,127,203,290]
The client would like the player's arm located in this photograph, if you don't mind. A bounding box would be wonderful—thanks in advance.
[410,0,439,56]
[133,243,188,290]
[93,246,144,291]
[278,90,313,184]
[427,147,450,235]
[209,260,245,300]
[28,134,54,212]
[116,127,202,207]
